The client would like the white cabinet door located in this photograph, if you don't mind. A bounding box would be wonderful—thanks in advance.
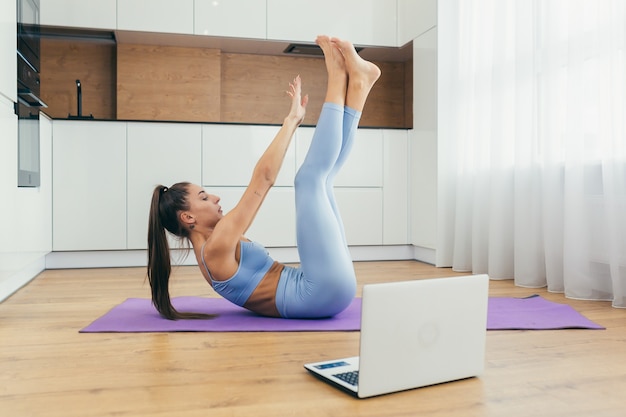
[117,0,193,34]
[126,122,202,249]
[40,0,117,30]
[202,124,297,247]
[383,129,408,244]
[397,0,437,45]
[217,186,296,247]
[202,124,295,187]
[52,121,126,251]
[295,127,384,246]
[336,188,383,245]
[296,127,383,187]
[0,0,16,101]
[194,0,266,39]
[267,0,397,47]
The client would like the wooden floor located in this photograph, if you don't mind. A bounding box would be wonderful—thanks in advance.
[1,261,624,417]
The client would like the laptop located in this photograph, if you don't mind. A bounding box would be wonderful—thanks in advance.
[304,274,489,398]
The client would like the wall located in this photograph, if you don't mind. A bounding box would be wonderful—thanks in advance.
[0,106,53,302]
[0,0,52,302]
[39,39,116,119]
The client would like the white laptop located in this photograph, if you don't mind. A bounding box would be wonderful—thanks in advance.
[304,274,489,398]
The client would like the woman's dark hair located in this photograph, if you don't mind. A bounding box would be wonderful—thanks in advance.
[147,182,216,320]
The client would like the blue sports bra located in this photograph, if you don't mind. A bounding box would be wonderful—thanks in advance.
[200,240,275,307]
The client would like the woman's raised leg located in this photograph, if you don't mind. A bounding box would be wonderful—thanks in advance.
[284,37,381,318]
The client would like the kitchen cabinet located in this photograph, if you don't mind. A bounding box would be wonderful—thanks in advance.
[52,121,126,251]
[0,0,16,101]
[38,0,420,49]
[49,118,408,260]
[202,124,297,246]
[295,127,383,188]
[18,113,53,255]
[335,188,383,245]
[296,127,388,246]
[194,0,266,40]
[203,125,394,247]
[267,0,397,47]
[410,29,438,255]
[215,187,296,247]
[117,0,194,35]
[126,122,202,249]
[0,100,52,301]
[202,124,296,187]
[383,129,409,245]
[40,0,116,30]
[397,0,437,46]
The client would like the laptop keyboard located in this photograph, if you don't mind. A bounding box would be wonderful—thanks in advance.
[333,370,359,386]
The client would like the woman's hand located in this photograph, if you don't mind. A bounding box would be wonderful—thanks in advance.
[286,75,309,126]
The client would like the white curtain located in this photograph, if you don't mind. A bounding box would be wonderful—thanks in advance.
[438,0,626,307]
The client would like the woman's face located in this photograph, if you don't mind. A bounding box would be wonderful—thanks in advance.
[184,183,223,228]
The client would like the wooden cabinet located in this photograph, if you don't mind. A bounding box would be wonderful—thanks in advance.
[52,121,126,250]
[40,0,116,30]
[267,0,397,47]
[0,0,16,101]
[126,122,202,249]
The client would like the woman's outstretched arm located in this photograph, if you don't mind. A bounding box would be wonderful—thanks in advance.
[212,76,308,243]
[251,76,308,198]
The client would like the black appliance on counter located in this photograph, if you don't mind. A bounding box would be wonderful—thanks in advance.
[16,0,46,187]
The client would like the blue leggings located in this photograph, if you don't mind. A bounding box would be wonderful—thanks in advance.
[275,103,359,318]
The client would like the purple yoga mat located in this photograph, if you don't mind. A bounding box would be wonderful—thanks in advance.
[486,294,604,330]
[79,294,604,333]
[80,296,362,333]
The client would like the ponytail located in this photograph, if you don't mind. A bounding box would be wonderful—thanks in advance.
[147,183,216,320]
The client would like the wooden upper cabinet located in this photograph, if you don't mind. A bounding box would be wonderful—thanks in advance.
[116,44,221,122]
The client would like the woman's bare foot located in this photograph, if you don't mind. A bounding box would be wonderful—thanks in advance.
[316,35,348,106]
[331,37,381,111]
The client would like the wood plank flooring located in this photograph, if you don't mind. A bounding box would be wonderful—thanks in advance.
[1,261,624,417]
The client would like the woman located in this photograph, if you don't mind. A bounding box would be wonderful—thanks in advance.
[147,35,381,320]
